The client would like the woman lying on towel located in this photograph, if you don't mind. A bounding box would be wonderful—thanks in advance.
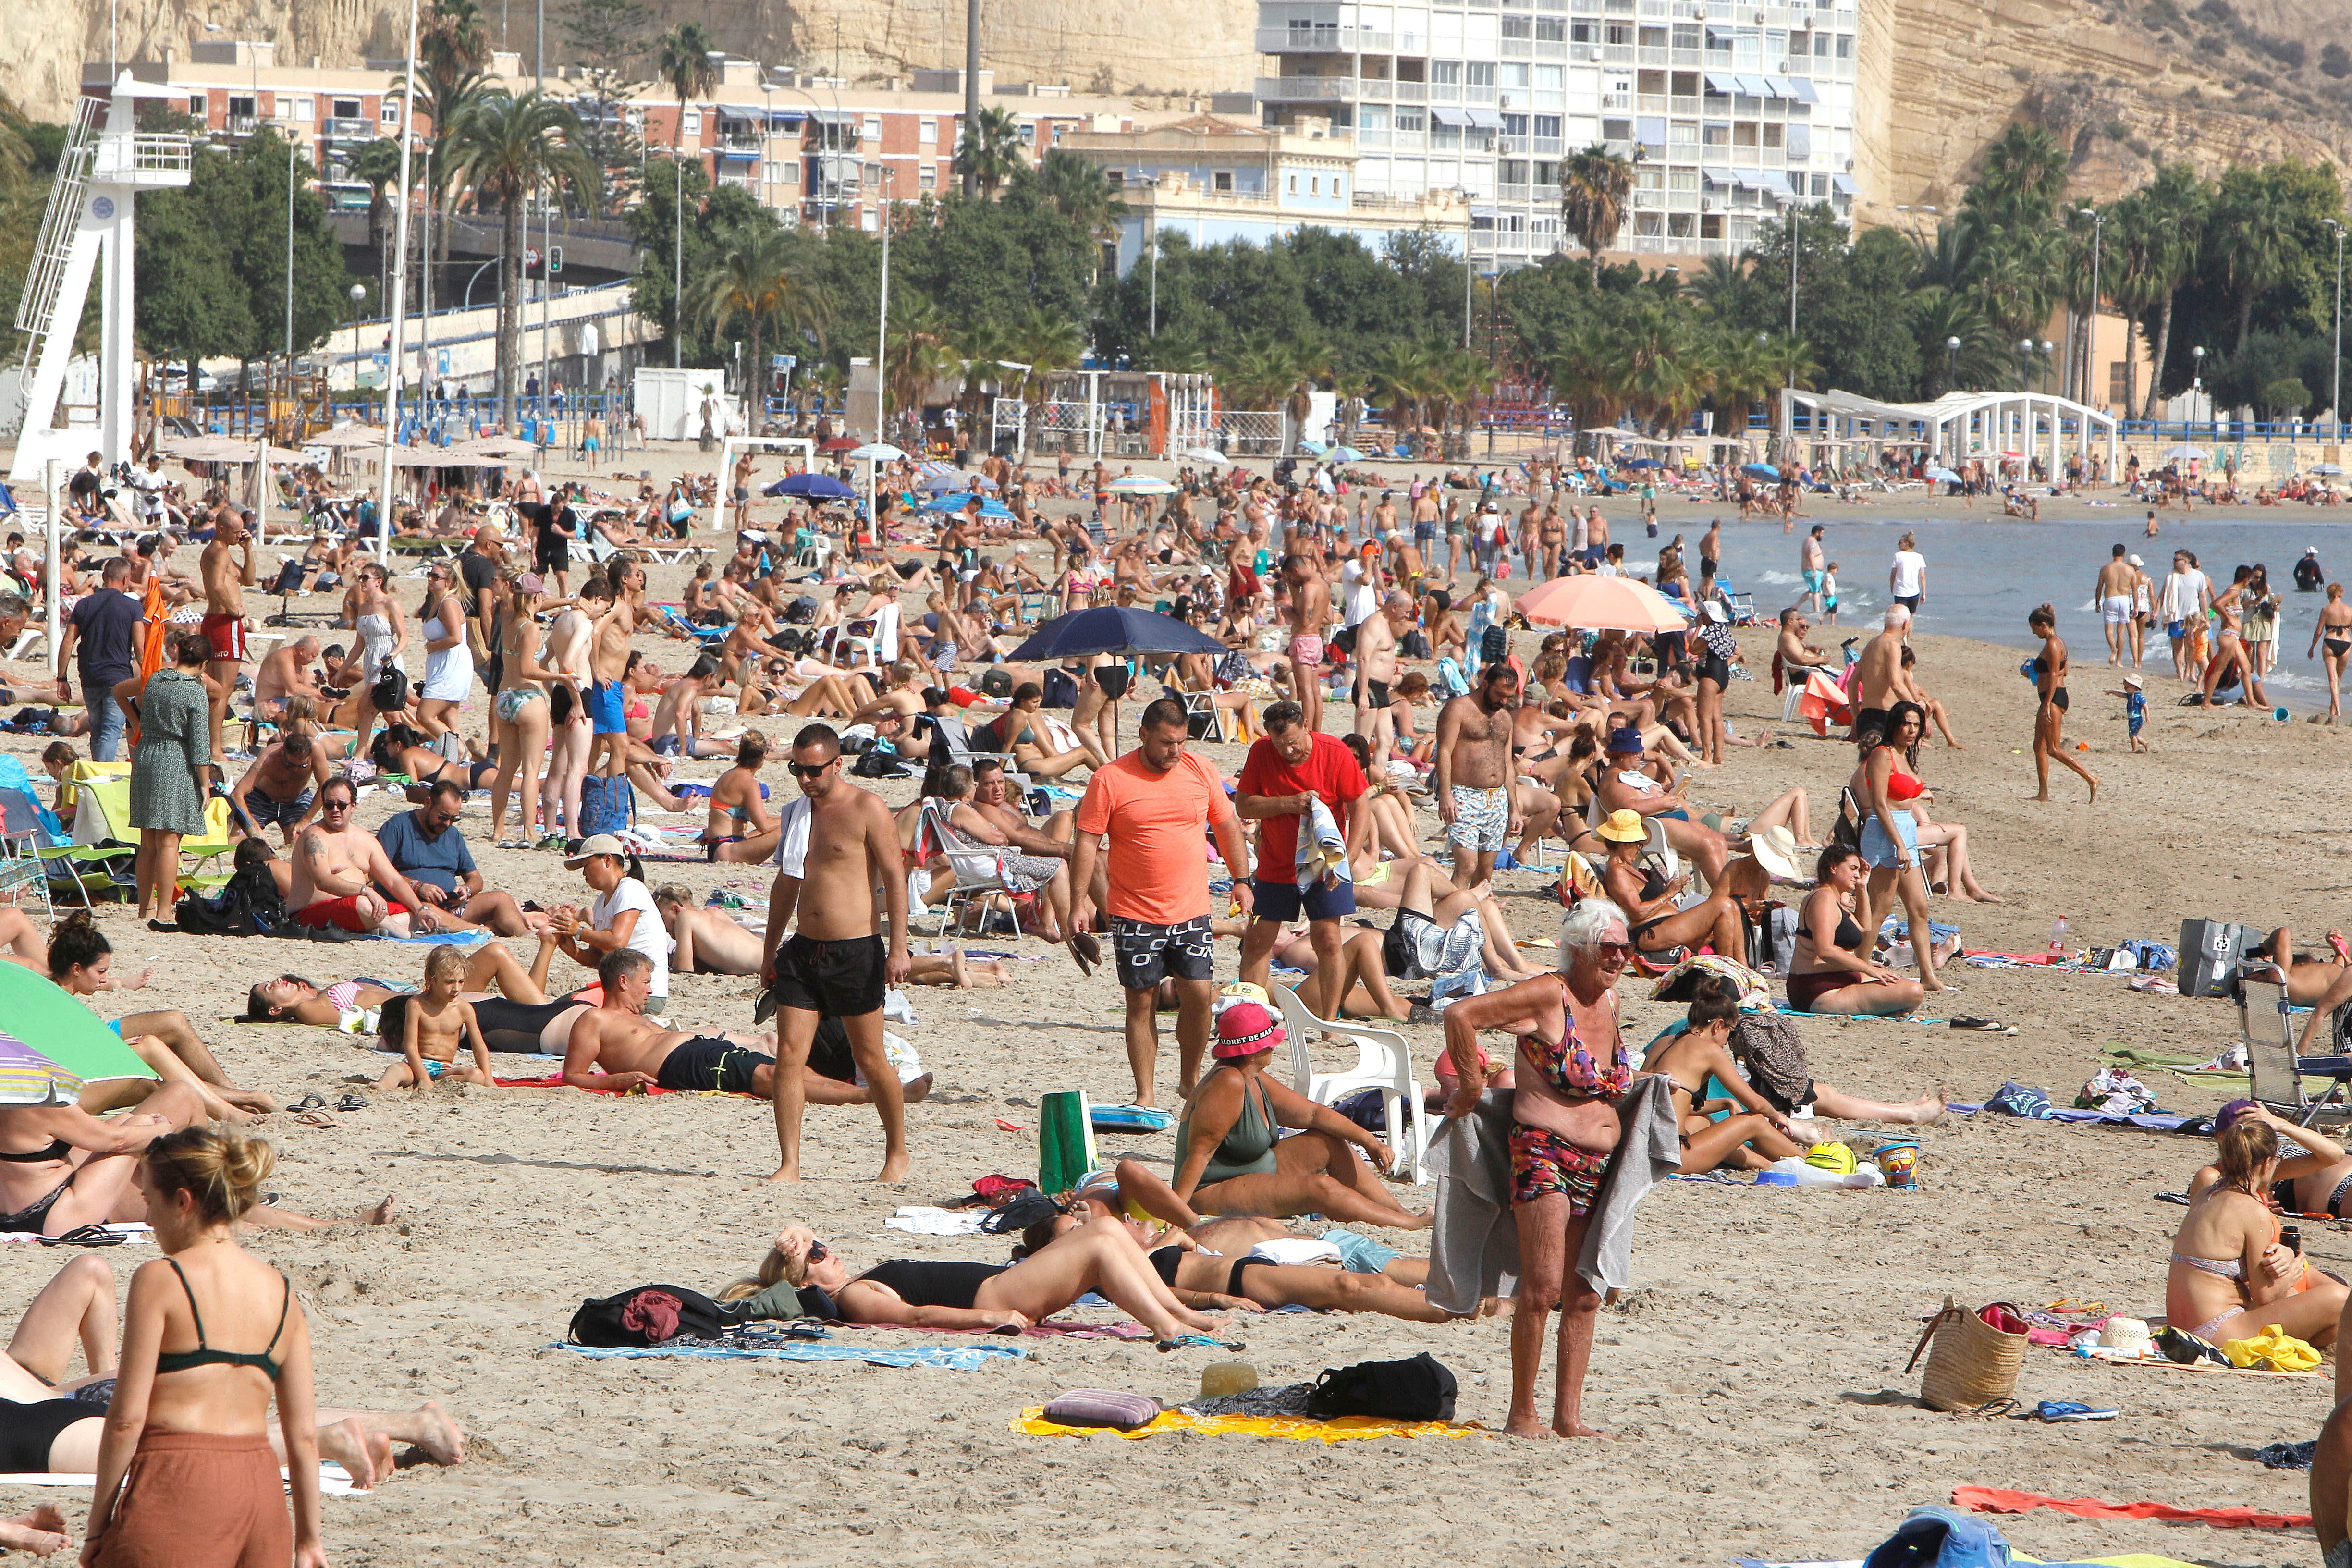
[244,935,565,1032]
[0,1204,462,1501]
[1172,1002,1430,1230]
[2166,1117,2347,1349]
[728,1219,1228,1348]
[2190,1100,2352,1217]
[647,884,1008,990]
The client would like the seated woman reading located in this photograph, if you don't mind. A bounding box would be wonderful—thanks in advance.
[1171,1001,1428,1230]
[1783,845,1923,1017]
[725,1218,1227,1348]
[2166,1117,2347,1348]
[1595,808,1744,963]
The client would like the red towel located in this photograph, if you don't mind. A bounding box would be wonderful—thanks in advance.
[1954,1486,2311,1529]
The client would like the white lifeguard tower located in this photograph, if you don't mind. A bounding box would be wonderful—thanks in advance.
[7,73,193,484]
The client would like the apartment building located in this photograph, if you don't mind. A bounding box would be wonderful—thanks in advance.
[1251,0,1862,266]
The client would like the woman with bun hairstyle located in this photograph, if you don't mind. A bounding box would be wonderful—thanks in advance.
[88,1127,325,1567]
[2027,603,2097,804]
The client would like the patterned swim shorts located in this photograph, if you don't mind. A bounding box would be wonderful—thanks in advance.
[1508,1124,1610,1215]
[1446,784,1509,853]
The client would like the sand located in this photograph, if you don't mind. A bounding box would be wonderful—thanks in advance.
[0,442,2343,1566]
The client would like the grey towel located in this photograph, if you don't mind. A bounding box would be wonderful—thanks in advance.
[1422,1076,1682,1314]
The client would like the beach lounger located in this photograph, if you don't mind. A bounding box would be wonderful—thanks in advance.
[655,604,729,649]
[911,799,1033,937]
[1271,983,1431,1185]
[2243,976,2352,1127]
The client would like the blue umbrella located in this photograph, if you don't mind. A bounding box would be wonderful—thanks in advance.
[1007,606,1226,661]
[1326,445,1366,463]
[1925,466,1962,483]
[919,472,998,493]
[1741,462,1780,480]
[765,472,856,500]
[918,493,1015,518]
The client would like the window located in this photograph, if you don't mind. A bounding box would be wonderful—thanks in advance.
[1570,19,1596,41]
[862,208,878,231]
[1534,113,1561,137]
[380,98,400,123]
[1668,119,1697,147]
[1815,30,1831,52]
[1669,169,1698,191]
[287,95,314,121]
[1835,33,1851,56]
[1672,24,1700,49]
[1703,121,1729,145]
[1017,121,1035,143]
[1500,159,1527,182]
[1287,172,1298,193]
[331,97,361,121]
[1309,175,1320,195]
[919,118,937,144]
[2108,361,2130,405]
[1433,60,1462,83]
[187,93,206,117]
[1431,121,1462,148]
[1762,122,1782,147]
[1502,16,1531,36]
[1733,121,1757,146]
[1394,107,1426,132]
[919,162,936,189]
[1502,62,1530,87]
[1533,159,1557,184]
[682,109,701,135]
[779,162,799,185]
[1605,22,1633,43]
[861,116,882,144]
[1213,170,1234,190]
[1537,16,1565,38]
[228,94,256,119]
[1335,176,1345,198]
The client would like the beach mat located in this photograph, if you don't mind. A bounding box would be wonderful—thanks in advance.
[553,1341,1024,1371]
[1953,1486,2311,1529]
[0,1463,362,1497]
[1737,1556,2206,1568]
[1011,1406,1485,1444]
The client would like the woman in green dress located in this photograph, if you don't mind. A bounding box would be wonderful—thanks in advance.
[116,632,215,922]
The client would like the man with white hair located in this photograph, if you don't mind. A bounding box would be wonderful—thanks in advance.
[1440,897,1635,1439]
[1848,605,1920,720]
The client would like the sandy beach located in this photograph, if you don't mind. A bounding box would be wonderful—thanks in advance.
[0,440,2343,1565]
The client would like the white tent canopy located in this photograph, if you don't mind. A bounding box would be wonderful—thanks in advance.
[1775,387,2120,482]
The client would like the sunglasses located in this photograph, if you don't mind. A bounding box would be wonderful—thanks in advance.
[320,798,355,811]
[1593,941,1634,958]
[805,1240,829,1264]
[787,760,834,779]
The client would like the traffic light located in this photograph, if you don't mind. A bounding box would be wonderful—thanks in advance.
[549,245,563,275]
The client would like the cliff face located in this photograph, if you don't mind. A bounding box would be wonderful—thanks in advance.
[0,0,1260,122]
[1862,0,2352,221]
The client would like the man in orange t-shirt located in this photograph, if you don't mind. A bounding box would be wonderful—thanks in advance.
[1072,697,1252,1107]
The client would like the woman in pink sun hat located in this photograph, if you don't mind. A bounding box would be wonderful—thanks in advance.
[1169,1001,1429,1229]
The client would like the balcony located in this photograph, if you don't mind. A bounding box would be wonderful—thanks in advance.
[1394,81,1428,100]
[320,117,372,140]
[1498,182,1532,202]
[226,114,259,135]
[1602,42,1635,61]
[1254,74,1360,100]
[1254,26,1395,50]
[1536,38,1566,55]
[1534,135,1563,153]
[1501,37,1532,54]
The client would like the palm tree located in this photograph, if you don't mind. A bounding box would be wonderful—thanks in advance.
[1007,304,1085,421]
[1363,340,1436,455]
[1558,145,1633,284]
[2210,166,2294,352]
[1685,253,1747,313]
[2136,161,2209,411]
[1911,288,2004,397]
[957,106,1028,198]
[347,136,405,257]
[1961,123,2068,232]
[882,295,959,434]
[949,316,1015,434]
[656,23,719,154]
[1036,149,1128,281]
[400,0,490,269]
[689,224,829,411]
[442,89,594,425]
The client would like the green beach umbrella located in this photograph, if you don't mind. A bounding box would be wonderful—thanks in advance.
[0,963,159,1105]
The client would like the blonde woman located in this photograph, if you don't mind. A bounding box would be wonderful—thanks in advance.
[486,571,559,848]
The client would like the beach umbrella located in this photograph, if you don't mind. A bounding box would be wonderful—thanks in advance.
[848,442,908,462]
[818,435,859,452]
[1325,446,1366,463]
[1517,575,1690,635]
[917,493,1014,518]
[0,964,159,1105]
[765,472,856,500]
[1179,447,1228,464]
[918,472,997,493]
[2163,443,2209,461]
[1741,462,1779,479]
[1925,466,1962,483]
[1103,476,1178,495]
[448,435,539,462]
[1008,606,1226,661]
[303,425,390,449]
[1297,438,1328,455]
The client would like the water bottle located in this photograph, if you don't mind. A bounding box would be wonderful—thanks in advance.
[2048,916,2069,959]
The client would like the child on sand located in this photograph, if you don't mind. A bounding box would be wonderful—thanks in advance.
[379,946,495,1090]
[2103,672,2149,753]
[1820,562,1839,625]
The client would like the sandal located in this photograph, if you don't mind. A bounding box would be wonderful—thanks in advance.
[2044,1298,2105,1317]
[40,1224,126,1248]
[291,1110,339,1129]
[285,1093,328,1113]
[334,1094,369,1113]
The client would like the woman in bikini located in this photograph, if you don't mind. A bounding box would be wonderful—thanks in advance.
[1867,699,1995,903]
[702,731,783,863]
[1849,702,1945,992]
[1172,1002,1427,1229]
[1784,845,1922,1017]
[47,914,275,1123]
[987,683,1104,778]
[1595,808,1744,963]
[2309,582,2352,725]
[2028,603,2099,803]
[2165,1117,2346,1349]
[723,1218,1229,1349]
[414,561,473,744]
[2192,1101,2352,1218]
[1439,899,1634,1439]
[485,570,558,848]
[245,934,561,1029]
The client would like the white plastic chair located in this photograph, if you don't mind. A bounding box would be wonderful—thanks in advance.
[916,800,1021,937]
[1271,983,1432,1185]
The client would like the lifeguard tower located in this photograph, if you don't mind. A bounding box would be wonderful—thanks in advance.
[7,73,193,483]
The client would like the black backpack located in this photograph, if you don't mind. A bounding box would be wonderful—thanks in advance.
[173,861,291,938]
[370,663,411,714]
[568,1284,743,1348]
[1306,1352,1458,1421]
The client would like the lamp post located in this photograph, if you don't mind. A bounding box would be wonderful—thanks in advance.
[1783,198,1797,344]
[1945,334,1960,393]
[2075,206,2103,408]
[1454,187,1475,351]
[2325,218,2345,441]
[344,282,366,400]
[2192,344,2206,428]
[876,163,894,443]
[377,0,421,561]
[2018,336,2033,391]
[1144,175,1162,340]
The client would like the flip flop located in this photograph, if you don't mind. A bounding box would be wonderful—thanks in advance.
[291,1111,339,1129]
[2044,1298,2106,1317]
[285,1093,328,1113]
[1948,1017,2013,1034]
[2021,1400,2119,1422]
[39,1224,125,1248]
[334,1094,369,1113]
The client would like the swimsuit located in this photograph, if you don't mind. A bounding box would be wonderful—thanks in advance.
[1508,979,1629,1213]
[1174,1065,1281,1183]
[1787,910,1870,1012]
[855,1259,1011,1312]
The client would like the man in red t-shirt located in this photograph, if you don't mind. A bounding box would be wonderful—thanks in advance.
[1236,699,1368,1018]
[1072,698,1253,1106]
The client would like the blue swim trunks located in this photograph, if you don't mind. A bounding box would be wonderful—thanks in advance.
[587,678,626,736]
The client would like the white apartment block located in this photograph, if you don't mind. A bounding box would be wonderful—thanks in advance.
[1252,0,1861,264]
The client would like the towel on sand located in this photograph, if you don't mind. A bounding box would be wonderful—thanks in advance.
[0,1463,361,1497]
[1011,1407,1482,1444]
[1953,1486,2310,1529]
[553,1341,1023,1371]
[1423,1075,1679,1314]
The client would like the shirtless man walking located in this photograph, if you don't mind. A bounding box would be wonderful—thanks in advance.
[1435,662,1522,889]
[760,723,912,1183]
[1285,552,1332,736]
[2094,543,2138,667]
[1353,590,1408,759]
[199,507,258,763]
[1848,606,1921,719]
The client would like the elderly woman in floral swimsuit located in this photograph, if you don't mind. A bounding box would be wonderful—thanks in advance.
[1443,898,1636,1440]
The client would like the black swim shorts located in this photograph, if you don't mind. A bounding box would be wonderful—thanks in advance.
[1108,915,1215,992]
[770,933,888,1018]
[655,1036,769,1095]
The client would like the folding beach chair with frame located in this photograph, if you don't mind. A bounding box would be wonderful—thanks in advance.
[2243,976,2352,1128]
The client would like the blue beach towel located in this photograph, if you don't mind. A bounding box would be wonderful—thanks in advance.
[551,1341,1025,1371]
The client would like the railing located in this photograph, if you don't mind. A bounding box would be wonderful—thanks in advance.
[1638,45,1669,62]
[1534,135,1563,154]
[1498,183,1533,202]
[1501,38,1533,54]
[1602,42,1635,61]
[1254,74,1358,99]
[320,117,372,139]
[1671,94,1701,113]
[1254,25,1396,50]
[1393,81,1429,101]
[227,115,259,135]
[1536,39,1567,55]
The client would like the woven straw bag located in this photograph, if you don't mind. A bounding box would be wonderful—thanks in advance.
[1905,1297,2026,1412]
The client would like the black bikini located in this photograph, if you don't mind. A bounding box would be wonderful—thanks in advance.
[855,1259,1010,1311]
[0,1141,71,1164]
[153,1259,292,1380]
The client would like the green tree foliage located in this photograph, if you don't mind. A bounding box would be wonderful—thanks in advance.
[559,0,652,210]
[442,90,595,421]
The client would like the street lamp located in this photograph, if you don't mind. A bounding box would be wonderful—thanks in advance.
[1142,174,1162,340]
[1946,334,1961,392]
[1453,186,1475,351]
[2325,219,2346,440]
[2018,336,2034,391]
[2192,344,2206,426]
[344,281,366,398]
[2075,206,2104,407]
[378,0,422,561]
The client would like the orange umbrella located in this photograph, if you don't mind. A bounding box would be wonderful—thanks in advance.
[124,575,169,750]
[1516,575,1690,634]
